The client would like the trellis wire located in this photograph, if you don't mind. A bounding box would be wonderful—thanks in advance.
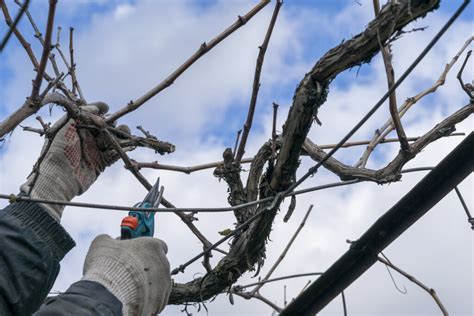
[0,167,435,213]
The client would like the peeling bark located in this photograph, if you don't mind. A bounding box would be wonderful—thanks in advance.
[168,0,441,304]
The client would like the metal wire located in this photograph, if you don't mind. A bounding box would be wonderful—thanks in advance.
[169,167,435,274]
[281,0,470,199]
[0,0,30,51]
[454,186,473,229]
[238,272,323,289]
[0,167,435,214]
[2,0,468,276]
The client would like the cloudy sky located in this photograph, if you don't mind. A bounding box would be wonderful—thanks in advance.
[0,0,472,315]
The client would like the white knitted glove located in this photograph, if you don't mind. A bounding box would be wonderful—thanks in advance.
[82,234,171,316]
[20,103,131,221]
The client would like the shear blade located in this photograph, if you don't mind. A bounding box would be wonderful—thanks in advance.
[142,177,161,206]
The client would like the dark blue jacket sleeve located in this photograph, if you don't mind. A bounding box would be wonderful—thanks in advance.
[0,201,121,315]
[36,281,122,315]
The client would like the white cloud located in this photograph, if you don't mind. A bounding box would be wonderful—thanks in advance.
[63,0,308,149]
[0,1,472,315]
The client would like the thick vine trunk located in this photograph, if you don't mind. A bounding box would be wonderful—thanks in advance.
[169,0,441,304]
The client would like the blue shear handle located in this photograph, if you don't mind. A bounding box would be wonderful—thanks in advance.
[120,202,155,239]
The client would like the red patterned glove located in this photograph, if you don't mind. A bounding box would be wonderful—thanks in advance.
[20,103,131,221]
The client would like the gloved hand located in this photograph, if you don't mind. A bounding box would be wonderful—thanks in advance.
[82,235,172,315]
[20,103,131,221]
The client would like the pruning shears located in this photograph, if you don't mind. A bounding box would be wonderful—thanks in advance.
[120,178,164,239]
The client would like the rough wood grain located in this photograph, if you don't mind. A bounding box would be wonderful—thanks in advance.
[168,0,441,304]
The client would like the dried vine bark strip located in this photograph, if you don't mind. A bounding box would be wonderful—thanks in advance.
[303,103,473,183]
[356,36,473,167]
[271,0,442,192]
[377,256,448,315]
[235,0,283,164]
[169,0,444,304]
[271,102,279,162]
[106,0,271,124]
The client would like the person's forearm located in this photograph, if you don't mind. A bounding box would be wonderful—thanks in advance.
[35,280,122,315]
[0,202,74,316]
[0,104,136,315]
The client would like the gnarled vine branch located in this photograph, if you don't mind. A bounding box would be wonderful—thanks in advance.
[168,0,443,304]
